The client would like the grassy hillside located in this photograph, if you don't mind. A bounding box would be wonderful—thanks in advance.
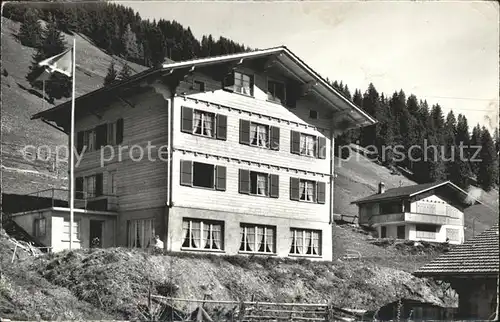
[0,224,457,320]
[1,17,147,194]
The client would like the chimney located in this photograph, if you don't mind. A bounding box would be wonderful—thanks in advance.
[378,182,386,194]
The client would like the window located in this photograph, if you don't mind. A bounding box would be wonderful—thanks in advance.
[415,224,437,239]
[290,130,327,159]
[63,219,80,241]
[182,219,223,251]
[181,107,227,141]
[250,122,269,148]
[309,110,318,119]
[240,120,280,150]
[239,169,279,198]
[250,171,269,196]
[300,133,316,157]
[86,175,96,198]
[193,80,205,92]
[289,178,325,204]
[109,171,117,195]
[76,173,103,199]
[267,80,285,103]
[300,180,315,202]
[233,72,253,96]
[34,218,46,237]
[289,228,321,256]
[180,160,226,191]
[83,129,96,151]
[240,224,275,254]
[193,110,215,137]
[380,226,387,238]
[127,218,155,248]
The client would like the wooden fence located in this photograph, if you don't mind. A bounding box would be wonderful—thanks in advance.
[140,295,365,322]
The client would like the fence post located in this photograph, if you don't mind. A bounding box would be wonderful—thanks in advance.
[238,300,245,322]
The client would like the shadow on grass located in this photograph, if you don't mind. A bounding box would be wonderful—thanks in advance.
[16,82,54,104]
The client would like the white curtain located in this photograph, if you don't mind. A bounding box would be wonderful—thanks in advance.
[257,125,268,147]
[289,230,296,254]
[300,135,307,154]
[306,182,314,201]
[257,227,264,252]
[192,221,201,248]
[182,220,190,247]
[305,231,313,254]
[266,228,274,253]
[246,227,255,251]
[193,112,202,134]
[312,231,320,255]
[300,181,306,200]
[307,136,315,157]
[296,230,304,254]
[250,123,257,145]
[212,224,222,250]
[257,174,267,195]
[203,114,212,137]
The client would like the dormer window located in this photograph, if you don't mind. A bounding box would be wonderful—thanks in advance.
[223,71,254,96]
[267,79,286,104]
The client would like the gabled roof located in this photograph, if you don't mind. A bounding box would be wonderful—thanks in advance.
[31,46,377,132]
[413,223,499,278]
[350,180,483,206]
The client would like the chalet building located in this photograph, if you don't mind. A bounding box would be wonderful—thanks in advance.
[12,46,377,259]
[414,223,499,320]
[351,181,483,244]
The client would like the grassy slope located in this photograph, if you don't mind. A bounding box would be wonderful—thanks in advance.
[0,225,456,320]
[1,17,147,194]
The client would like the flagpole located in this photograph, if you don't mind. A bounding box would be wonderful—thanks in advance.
[69,38,76,250]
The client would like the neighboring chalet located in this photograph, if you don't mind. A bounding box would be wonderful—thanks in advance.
[351,181,483,244]
[414,223,499,320]
[11,46,377,259]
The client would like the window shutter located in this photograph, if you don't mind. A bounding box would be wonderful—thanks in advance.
[96,124,108,148]
[317,181,326,204]
[270,126,280,151]
[238,169,250,194]
[116,118,124,145]
[290,177,300,201]
[216,114,227,140]
[95,173,103,197]
[290,131,301,154]
[270,174,279,198]
[180,160,193,186]
[215,165,226,191]
[318,137,327,159]
[77,131,84,153]
[181,106,193,133]
[239,119,250,145]
[75,177,84,199]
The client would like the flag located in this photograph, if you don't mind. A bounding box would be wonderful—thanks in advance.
[36,48,73,81]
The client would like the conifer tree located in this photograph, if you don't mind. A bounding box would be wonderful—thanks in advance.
[123,24,139,60]
[18,8,43,48]
[469,124,482,177]
[103,60,118,86]
[477,127,498,191]
[118,62,132,80]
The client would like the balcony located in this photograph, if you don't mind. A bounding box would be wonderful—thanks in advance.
[369,212,450,225]
[26,188,118,212]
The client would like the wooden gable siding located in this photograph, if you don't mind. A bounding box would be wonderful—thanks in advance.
[171,152,330,222]
[410,194,464,226]
[173,91,332,175]
[73,88,169,211]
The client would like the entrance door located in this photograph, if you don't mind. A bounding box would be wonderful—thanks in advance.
[89,220,103,248]
[397,225,406,239]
